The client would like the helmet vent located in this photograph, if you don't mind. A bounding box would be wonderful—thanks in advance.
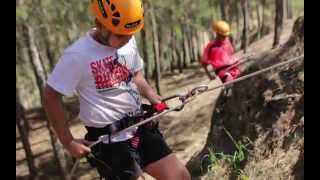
[113,12,120,17]
[97,0,108,18]
[112,19,120,26]
[125,20,141,29]
[111,4,116,11]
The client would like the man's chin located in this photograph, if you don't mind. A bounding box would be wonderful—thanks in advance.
[113,43,127,49]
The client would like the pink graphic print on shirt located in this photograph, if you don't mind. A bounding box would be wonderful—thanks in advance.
[90,55,131,90]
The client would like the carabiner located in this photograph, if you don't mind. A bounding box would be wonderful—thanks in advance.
[190,85,209,95]
[162,94,185,111]
[179,85,209,102]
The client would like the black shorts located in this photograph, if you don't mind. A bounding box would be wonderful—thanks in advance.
[85,125,172,179]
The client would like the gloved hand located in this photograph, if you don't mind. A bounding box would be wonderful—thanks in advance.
[153,101,169,113]
[223,72,233,82]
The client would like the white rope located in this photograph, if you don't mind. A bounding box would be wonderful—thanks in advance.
[206,54,304,92]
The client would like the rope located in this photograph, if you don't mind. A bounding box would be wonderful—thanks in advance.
[205,54,304,92]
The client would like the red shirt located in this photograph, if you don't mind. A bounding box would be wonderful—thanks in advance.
[201,37,237,69]
[201,37,240,82]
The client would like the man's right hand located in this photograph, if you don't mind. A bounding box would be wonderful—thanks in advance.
[65,139,92,158]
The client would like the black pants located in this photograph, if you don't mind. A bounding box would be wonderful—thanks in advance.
[85,125,172,180]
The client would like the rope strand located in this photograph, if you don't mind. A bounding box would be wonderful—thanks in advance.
[206,55,304,92]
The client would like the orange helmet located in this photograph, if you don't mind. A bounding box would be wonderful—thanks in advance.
[212,20,231,37]
[90,0,144,35]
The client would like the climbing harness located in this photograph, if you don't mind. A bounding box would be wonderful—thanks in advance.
[70,54,304,177]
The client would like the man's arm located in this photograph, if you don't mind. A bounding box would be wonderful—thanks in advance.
[201,42,216,81]
[42,85,91,158]
[202,64,216,81]
[133,71,162,104]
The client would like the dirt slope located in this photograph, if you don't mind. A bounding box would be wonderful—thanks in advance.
[187,16,304,180]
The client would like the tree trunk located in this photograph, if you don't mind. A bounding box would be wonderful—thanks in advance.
[162,51,169,72]
[247,0,254,30]
[235,1,241,50]
[185,26,191,67]
[191,28,198,63]
[187,26,194,64]
[261,0,267,36]
[22,24,70,180]
[43,26,55,71]
[175,27,183,74]
[16,94,37,179]
[180,36,185,70]
[37,0,55,71]
[38,0,55,71]
[170,28,177,73]
[158,25,165,73]
[241,0,249,53]
[219,0,229,21]
[283,0,288,19]
[197,31,205,62]
[182,37,187,69]
[39,53,48,80]
[256,0,262,39]
[141,28,149,80]
[273,0,284,48]
[170,49,176,73]
[287,0,293,19]
[177,44,183,74]
[22,25,46,98]
[182,23,190,69]
[16,29,33,133]
[150,5,161,95]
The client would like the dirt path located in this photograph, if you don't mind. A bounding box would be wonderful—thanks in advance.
[16,20,294,179]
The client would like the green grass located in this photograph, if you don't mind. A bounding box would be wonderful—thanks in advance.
[204,127,253,179]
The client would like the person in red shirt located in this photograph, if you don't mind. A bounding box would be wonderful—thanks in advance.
[201,20,240,83]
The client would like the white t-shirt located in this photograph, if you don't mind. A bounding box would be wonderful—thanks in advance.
[47,29,144,142]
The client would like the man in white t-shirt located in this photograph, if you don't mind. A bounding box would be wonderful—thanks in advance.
[42,0,191,180]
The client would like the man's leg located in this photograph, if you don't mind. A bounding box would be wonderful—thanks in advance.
[86,141,145,180]
[137,124,191,180]
[143,154,191,180]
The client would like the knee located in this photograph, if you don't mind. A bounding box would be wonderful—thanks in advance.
[171,166,191,180]
[180,167,191,180]
[181,168,191,180]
